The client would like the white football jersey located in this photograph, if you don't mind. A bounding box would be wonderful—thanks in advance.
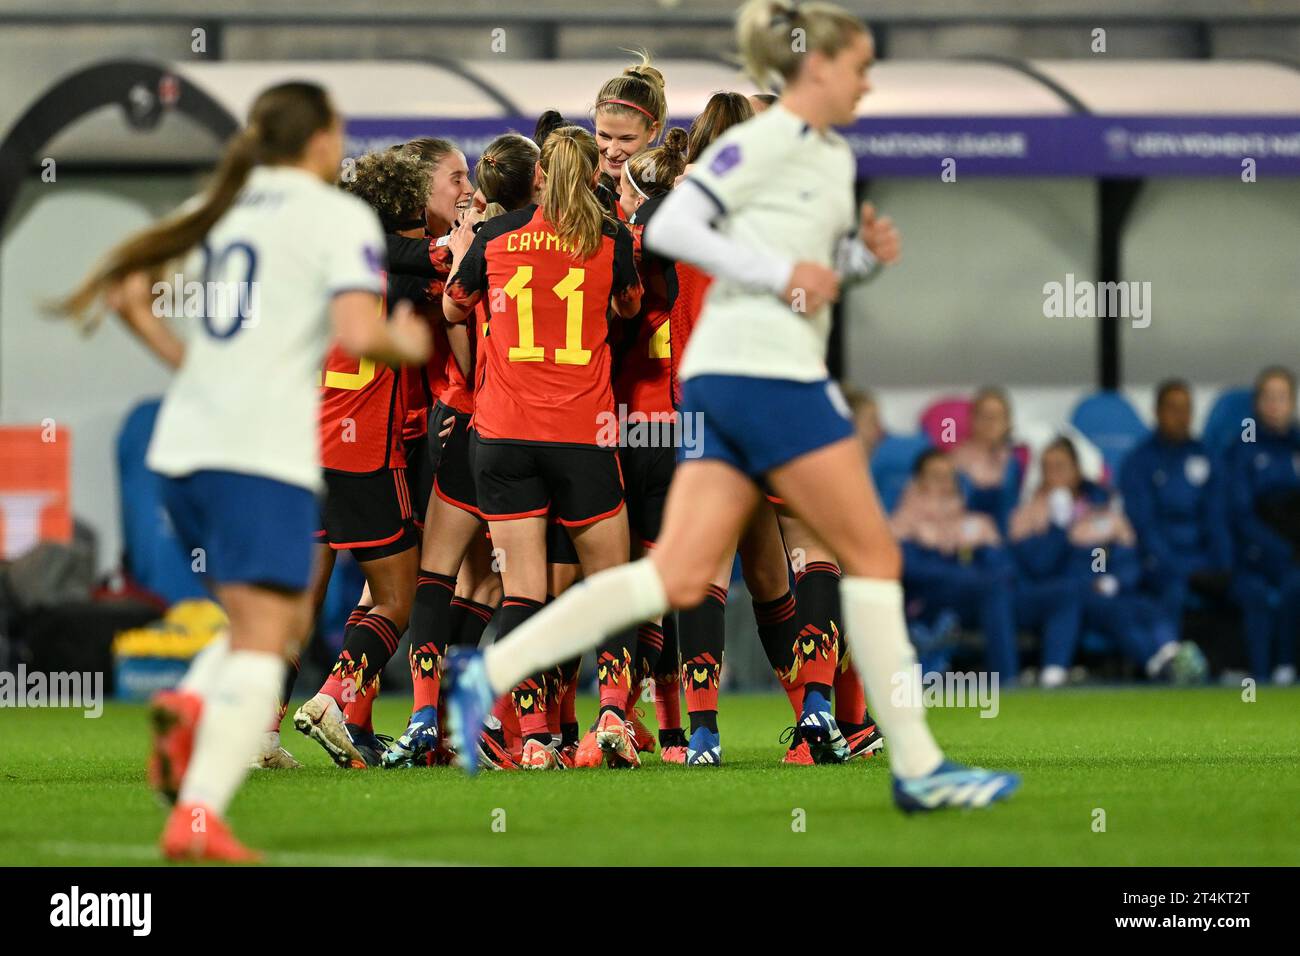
[147,165,385,492]
[678,103,857,383]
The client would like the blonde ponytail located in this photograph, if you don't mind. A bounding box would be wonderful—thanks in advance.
[737,0,865,90]
[539,126,607,261]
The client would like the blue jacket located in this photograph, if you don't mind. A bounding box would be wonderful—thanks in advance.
[959,454,1023,536]
[1222,424,1300,569]
[1011,483,1141,591]
[1119,434,1233,577]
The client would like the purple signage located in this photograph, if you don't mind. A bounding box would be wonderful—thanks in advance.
[348,114,1300,177]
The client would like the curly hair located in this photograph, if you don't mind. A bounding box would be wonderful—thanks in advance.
[342,149,431,232]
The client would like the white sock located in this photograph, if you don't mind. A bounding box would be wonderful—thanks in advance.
[839,576,945,779]
[179,650,285,815]
[484,558,668,694]
[1146,641,1179,677]
[178,634,230,698]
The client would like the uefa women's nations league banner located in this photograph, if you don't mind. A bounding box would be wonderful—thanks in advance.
[347,115,1300,177]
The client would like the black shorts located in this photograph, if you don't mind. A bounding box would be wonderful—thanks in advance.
[403,432,433,528]
[431,402,479,516]
[469,431,624,527]
[318,468,417,562]
[621,420,677,546]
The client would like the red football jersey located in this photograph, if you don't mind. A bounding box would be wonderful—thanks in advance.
[397,245,453,442]
[319,273,405,474]
[669,261,712,409]
[438,299,487,415]
[614,222,674,419]
[446,204,641,446]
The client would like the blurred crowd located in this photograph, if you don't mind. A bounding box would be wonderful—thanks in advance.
[846,367,1300,687]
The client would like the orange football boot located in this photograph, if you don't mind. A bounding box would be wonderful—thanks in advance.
[160,802,261,863]
[594,710,640,768]
[626,706,657,754]
[572,730,602,768]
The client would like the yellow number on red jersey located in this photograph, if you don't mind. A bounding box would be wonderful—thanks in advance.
[502,266,591,366]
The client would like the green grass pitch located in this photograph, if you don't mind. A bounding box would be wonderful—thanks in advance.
[2,687,1298,866]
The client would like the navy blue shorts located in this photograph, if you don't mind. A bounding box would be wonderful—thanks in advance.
[678,375,854,479]
[158,470,319,592]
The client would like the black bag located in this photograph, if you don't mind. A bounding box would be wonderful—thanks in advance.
[16,600,162,694]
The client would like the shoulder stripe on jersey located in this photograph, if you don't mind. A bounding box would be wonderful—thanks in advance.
[684,178,726,218]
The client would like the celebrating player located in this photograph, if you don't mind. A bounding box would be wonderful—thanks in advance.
[382,134,544,769]
[443,125,643,769]
[58,81,430,858]
[288,148,437,770]
[444,0,1019,812]
[592,55,667,210]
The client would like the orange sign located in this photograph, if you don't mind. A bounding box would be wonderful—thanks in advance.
[0,425,72,559]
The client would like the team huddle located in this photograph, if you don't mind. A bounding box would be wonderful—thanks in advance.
[282,81,890,778]
[62,1,1019,863]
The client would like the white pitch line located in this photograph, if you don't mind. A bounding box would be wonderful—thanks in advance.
[35,841,466,868]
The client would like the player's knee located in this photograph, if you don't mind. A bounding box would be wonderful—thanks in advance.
[839,539,902,581]
[659,564,711,610]
[742,556,790,600]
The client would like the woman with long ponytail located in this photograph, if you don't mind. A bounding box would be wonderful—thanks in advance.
[382,132,542,770]
[61,81,430,860]
[441,124,646,771]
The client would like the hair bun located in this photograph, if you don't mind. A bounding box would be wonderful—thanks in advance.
[533,109,568,148]
[662,126,689,154]
[624,63,666,92]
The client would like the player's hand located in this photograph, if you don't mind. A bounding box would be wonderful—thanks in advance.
[859,203,901,265]
[389,300,432,365]
[438,415,455,443]
[104,271,154,315]
[470,189,488,214]
[448,214,478,261]
[784,261,840,314]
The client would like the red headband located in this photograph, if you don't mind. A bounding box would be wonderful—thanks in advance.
[597,98,657,125]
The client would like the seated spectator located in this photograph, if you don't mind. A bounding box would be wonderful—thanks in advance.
[892,449,1018,680]
[1120,380,1256,674]
[951,386,1024,535]
[1222,366,1300,683]
[1010,437,1206,686]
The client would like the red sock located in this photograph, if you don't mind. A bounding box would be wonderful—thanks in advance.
[318,651,360,709]
[833,653,867,726]
[546,679,562,738]
[596,646,633,715]
[792,562,842,692]
[779,668,804,718]
[512,676,549,741]
[561,676,578,726]
[315,608,369,707]
[654,675,681,731]
[410,638,443,712]
[682,653,721,715]
[343,676,378,733]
